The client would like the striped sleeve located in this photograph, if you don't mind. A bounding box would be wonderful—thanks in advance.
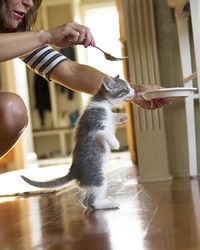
[20,45,68,80]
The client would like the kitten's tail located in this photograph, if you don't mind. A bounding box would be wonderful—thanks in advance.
[21,173,72,188]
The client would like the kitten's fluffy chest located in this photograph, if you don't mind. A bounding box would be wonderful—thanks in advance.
[88,101,116,132]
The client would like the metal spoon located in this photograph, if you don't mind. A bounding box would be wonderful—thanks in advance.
[95,46,128,61]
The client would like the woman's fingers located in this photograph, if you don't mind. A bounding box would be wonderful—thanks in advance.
[82,27,95,47]
[70,22,95,47]
[48,22,96,48]
[151,98,170,109]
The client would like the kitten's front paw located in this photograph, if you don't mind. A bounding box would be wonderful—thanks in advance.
[115,113,129,124]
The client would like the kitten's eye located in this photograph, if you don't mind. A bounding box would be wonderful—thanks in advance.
[125,87,130,92]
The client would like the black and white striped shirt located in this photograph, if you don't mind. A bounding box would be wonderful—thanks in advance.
[20,45,67,80]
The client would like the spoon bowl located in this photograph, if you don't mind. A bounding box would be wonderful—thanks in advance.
[95,46,128,61]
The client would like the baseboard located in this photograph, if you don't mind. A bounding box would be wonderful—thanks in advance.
[138,175,172,183]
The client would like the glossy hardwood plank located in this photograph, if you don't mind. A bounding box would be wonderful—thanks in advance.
[0,168,200,250]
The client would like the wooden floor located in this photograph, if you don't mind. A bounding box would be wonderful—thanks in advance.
[0,165,200,250]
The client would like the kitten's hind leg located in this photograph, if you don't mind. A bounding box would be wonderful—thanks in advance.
[83,184,119,210]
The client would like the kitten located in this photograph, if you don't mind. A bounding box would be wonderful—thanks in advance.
[21,75,135,209]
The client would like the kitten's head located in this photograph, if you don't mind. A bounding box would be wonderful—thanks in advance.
[96,75,135,105]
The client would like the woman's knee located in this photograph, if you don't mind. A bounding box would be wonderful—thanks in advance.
[0,92,28,137]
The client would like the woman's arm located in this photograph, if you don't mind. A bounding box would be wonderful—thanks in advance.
[0,31,45,62]
[0,22,95,62]
[20,44,105,94]
[20,43,167,108]
[49,60,169,110]
[49,60,106,95]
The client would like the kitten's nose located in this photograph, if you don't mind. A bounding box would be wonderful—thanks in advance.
[131,88,135,97]
[125,88,135,101]
[129,88,135,98]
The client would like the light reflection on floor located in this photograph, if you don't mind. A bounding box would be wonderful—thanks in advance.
[0,151,135,197]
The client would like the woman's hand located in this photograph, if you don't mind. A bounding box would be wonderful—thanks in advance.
[44,22,95,48]
[130,84,169,110]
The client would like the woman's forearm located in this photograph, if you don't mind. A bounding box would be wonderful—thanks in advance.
[0,31,45,62]
[50,60,106,95]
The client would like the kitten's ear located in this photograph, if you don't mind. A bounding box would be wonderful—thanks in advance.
[114,74,120,79]
[103,76,114,91]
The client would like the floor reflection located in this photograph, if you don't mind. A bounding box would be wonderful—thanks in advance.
[1,168,200,250]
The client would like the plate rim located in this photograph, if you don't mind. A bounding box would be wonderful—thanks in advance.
[141,87,197,101]
[141,87,197,95]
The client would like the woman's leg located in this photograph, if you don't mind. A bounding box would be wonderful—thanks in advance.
[0,92,28,158]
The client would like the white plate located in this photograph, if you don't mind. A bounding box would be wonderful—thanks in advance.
[140,87,197,101]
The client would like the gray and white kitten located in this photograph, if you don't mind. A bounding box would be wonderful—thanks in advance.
[21,75,135,209]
